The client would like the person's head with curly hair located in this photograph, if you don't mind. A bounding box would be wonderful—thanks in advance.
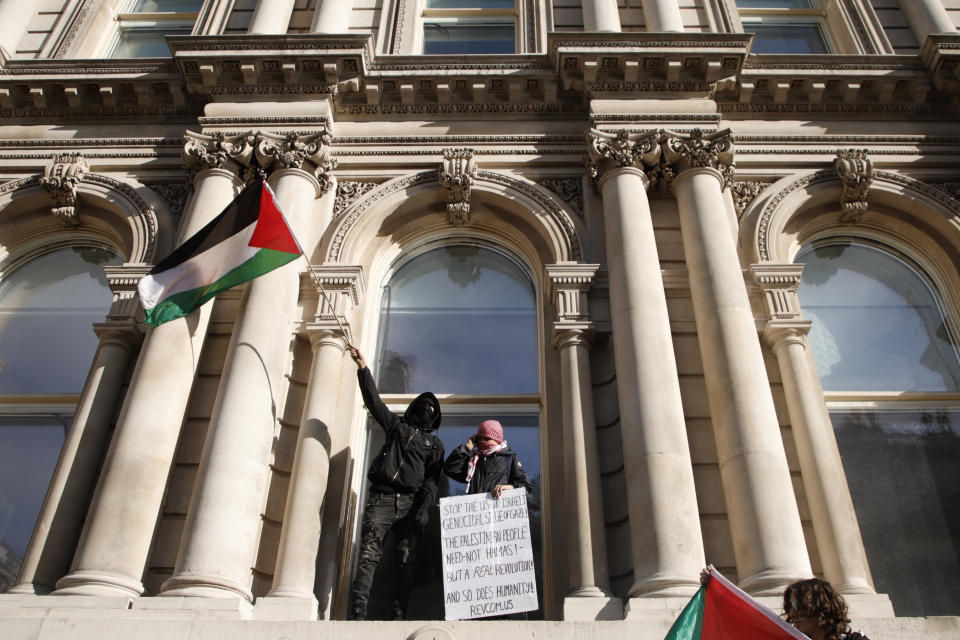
[782,578,851,640]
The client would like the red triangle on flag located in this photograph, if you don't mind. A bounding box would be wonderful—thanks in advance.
[248,181,301,255]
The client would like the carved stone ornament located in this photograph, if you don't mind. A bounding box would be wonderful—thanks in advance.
[660,128,736,188]
[39,152,88,226]
[439,148,477,226]
[587,128,735,192]
[731,179,767,220]
[183,131,255,181]
[538,178,584,218]
[547,264,600,325]
[334,181,378,218]
[834,149,873,225]
[255,129,338,194]
[750,263,805,322]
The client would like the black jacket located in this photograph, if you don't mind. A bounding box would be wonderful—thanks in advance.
[358,367,444,515]
[444,443,532,496]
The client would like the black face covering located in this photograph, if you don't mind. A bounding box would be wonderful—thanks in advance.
[407,397,435,428]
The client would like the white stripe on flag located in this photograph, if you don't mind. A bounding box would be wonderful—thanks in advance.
[139,223,258,309]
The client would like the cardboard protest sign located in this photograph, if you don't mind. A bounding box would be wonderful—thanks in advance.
[439,488,538,620]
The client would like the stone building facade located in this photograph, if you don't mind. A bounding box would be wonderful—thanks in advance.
[0,0,959,638]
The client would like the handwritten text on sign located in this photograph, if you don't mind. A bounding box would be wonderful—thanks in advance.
[439,488,538,620]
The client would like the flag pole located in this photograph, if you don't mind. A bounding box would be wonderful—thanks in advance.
[260,176,352,347]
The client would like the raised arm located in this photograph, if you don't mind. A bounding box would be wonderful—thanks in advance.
[350,346,399,433]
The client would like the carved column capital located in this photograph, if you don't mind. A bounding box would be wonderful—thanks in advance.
[255,129,337,195]
[299,264,365,343]
[439,148,477,226]
[762,319,813,351]
[587,128,660,190]
[40,152,88,227]
[103,264,152,325]
[834,149,873,225]
[661,128,736,189]
[751,263,806,322]
[553,323,596,351]
[183,131,254,184]
[548,264,600,349]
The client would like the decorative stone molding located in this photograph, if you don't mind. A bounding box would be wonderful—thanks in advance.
[334,181,378,218]
[255,130,337,194]
[834,149,873,224]
[588,128,735,191]
[547,263,600,325]
[750,263,805,322]
[660,128,736,188]
[439,149,477,226]
[326,170,583,263]
[103,265,152,323]
[299,265,365,342]
[731,179,767,220]
[537,179,583,219]
[39,152,88,226]
[936,182,960,202]
[150,183,190,221]
[183,131,254,181]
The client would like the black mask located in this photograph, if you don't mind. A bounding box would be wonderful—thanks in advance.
[405,393,440,430]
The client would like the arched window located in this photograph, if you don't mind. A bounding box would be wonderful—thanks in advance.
[357,242,542,619]
[0,246,122,593]
[796,240,960,616]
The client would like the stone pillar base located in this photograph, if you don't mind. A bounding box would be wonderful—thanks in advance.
[254,595,319,621]
[563,593,623,620]
[131,596,253,619]
[625,596,702,621]
[844,593,895,619]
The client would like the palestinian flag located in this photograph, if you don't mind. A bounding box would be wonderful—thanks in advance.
[138,178,301,326]
[665,567,808,640]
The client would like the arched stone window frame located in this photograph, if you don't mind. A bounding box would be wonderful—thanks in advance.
[321,168,589,619]
[739,167,960,614]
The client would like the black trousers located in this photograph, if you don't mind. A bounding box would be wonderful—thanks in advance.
[349,491,420,619]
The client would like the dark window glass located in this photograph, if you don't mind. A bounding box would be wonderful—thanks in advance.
[832,410,960,616]
[0,415,69,593]
[746,23,828,54]
[423,22,515,55]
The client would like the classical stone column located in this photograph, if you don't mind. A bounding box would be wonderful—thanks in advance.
[898,0,955,42]
[53,133,247,598]
[587,130,705,600]
[753,264,874,596]
[582,0,622,32]
[311,0,353,33]
[547,265,622,621]
[642,0,684,32]
[666,130,811,594]
[161,131,335,601]
[256,267,363,621]
[10,268,146,594]
[0,0,32,57]
[248,0,297,34]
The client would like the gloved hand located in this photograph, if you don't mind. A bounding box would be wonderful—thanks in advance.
[414,507,430,529]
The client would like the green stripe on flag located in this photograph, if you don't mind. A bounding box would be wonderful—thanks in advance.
[144,247,299,326]
[664,583,707,640]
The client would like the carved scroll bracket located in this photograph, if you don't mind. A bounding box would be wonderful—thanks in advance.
[439,148,477,226]
[834,149,873,224]
[40,152,88,226]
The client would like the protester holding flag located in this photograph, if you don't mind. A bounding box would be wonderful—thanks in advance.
[783,578,871,640]
[443,419,532,499]
[665,566,810,640]
[347,346,444,621]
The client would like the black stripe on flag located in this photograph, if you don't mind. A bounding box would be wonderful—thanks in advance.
[148,179,265,275]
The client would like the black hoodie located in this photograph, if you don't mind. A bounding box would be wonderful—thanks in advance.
[358,367,444,515]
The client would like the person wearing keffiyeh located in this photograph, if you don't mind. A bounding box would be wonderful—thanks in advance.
[443,419,532,498]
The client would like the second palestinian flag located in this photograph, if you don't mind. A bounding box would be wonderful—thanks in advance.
[665,567,808,640]
[138,178,300,326]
